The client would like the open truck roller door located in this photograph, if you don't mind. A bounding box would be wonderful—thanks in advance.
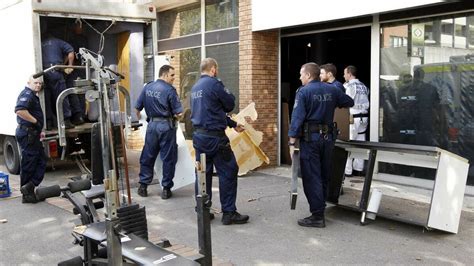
[0,0,157,174]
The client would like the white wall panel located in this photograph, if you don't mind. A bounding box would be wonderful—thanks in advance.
[252,0,444,31]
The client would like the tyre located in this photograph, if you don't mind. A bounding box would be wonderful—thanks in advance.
[3,136,20,175]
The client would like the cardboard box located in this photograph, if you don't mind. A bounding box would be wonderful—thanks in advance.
[334,108,350,141]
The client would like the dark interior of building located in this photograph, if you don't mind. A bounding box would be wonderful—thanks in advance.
[280,26,371,164]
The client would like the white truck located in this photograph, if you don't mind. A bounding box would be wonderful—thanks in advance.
[0,0,158,174]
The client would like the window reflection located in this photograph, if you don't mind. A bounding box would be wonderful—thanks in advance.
[159,4,201,39]
[205,0,239,31]
[157,2,239,141]
[380,13,474,181]
[160,48,201,139]
[206,43,240,112]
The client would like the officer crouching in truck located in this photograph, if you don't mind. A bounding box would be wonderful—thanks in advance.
[288,63,354,228]
[15,76,47,204]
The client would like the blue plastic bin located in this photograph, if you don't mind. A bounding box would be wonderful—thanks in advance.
[0,172,11,198]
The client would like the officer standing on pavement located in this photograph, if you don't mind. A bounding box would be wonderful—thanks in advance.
[136,65,183,199]
[289,63,354,227]
[190,58,249,225]
[15,76,47,204]
[41,31,79,129]
[343,65,369,177]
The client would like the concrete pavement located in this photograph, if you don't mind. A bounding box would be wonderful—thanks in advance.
[1,152,474,265]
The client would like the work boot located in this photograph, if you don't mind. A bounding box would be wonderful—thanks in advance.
[161,188,172,200]
[64,119,75,129]
[22,194,38,204]
[137,183,148,197]
[222,211,249,225]
[21,182,38,204]
[71,113,85,126]
[20,181,35,196]
[297,213,326,228]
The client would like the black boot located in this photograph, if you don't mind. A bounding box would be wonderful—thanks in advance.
[137,183,148,197]
[222,211,249,225]
[64,119,75,129]
[21,182,38,204]
[22,194,38,204]
[161,187,172,199]
[71,113,85,125]
[297,213,326,228]
[20,182,35,195]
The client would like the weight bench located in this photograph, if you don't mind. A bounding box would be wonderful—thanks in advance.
[76,221,198,265]
[80,184,105,222]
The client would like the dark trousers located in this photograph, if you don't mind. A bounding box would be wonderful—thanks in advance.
[300,136,335,215]
[15,127,46,187]
[193,133,238,213]
[138,122,177,189]
[44,71,72,120]
[66,70,86,116]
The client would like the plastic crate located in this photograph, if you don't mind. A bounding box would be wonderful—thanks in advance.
[0,172,11,198]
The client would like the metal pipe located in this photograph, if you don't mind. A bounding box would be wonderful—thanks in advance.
[197,154,212,265]
[55,86,94,146]
[116,86,132,205]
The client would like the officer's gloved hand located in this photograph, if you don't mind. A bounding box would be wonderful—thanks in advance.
[64,68,74,75]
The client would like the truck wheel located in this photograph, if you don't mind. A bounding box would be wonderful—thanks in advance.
[3,136,20,174]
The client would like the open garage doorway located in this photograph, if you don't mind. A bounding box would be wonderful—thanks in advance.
[280,26,371,164]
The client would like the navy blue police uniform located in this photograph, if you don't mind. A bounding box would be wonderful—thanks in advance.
[190,75,239,213]
[41,36,75,125]
[66,33,89,117]
[329,79,346,93]
[15,87,47,187]
[135,79,183,190]
[289,80,354,217]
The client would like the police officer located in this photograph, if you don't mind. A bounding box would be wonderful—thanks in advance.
[289,63,354,227]
[15,76,47,204]
[320,63,345,93]
[190,58,249,225]
[343,65,369,177]
[136,65,183,199]
[42,32,77,129]
[66,21,89,122]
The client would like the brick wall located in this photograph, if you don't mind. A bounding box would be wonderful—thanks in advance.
[239,0,279,165]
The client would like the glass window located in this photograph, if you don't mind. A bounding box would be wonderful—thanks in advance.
[206,43,240,112]
[156,3,239,140]
[441,18,454,47]
[469,16,474,48]
[205,0,239,31]
[380,13,474,181]
[159,48,201,139]
[390,36,407,47]
[423,20,441,46]
[454,17,467,48]
[159,4,201,39]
